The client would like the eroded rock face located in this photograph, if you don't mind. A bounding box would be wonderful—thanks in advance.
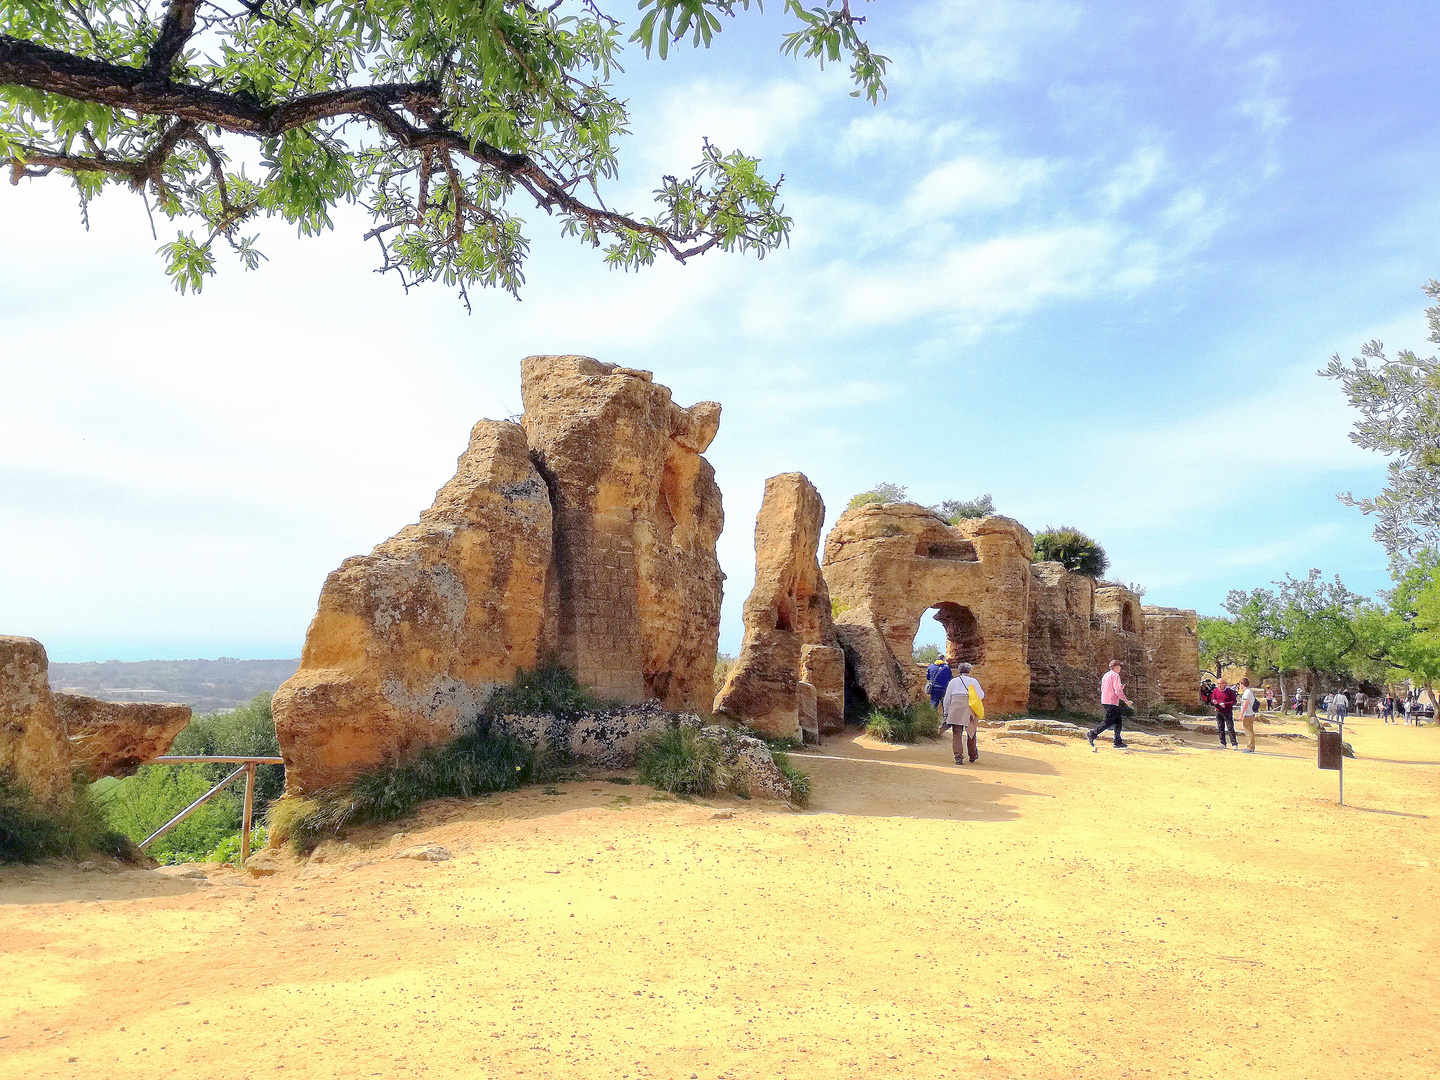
[1,636,191,804]
[1143,607,1203,709]
[1,637,71,804]
[490,701,675,769]
[273,420,553,794]
[522,356,723,712]
[713,473,835,739]
[822,505,1035,716]
[55,694,192,779]
[801,644,845,734]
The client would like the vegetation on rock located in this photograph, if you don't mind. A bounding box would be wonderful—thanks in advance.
[635,724,729,797]
[864,701,940,743]
[1033,527,1110,578]
[1,769,135,864]
[847,482,908,510]
[932,494,995,524]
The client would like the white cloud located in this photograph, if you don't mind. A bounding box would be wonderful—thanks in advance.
[906,155,1049,216]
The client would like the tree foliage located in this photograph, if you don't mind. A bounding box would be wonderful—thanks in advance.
[1321,279,1440,557]
[1033,526,1110,578]
[847,481,907,510]
[1,0,886,304]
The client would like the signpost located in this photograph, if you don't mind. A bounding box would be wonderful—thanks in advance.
[1317,717,1344,805]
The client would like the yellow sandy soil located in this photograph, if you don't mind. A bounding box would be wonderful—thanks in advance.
[2,714,1437,1080]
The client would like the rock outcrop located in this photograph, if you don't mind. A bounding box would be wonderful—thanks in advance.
[522,356,723,712]
[713,473,837,739]
[275,357,726,794]
[822,505,1035,716]
[2,636,190,806]
[1142,607,1204,709]
[273,420,554,794]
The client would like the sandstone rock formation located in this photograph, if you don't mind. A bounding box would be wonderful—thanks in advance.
[2,636,190,806]
[275,356,725,794]
[55,694,192,779]
[822,505,1035,716]
[273,420,554,794]
[522,356,723,712]
[712,473,838,739]
[490,701,674,769]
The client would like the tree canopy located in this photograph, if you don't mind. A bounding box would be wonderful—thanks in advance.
[847,481,907,510]
[1321,279,1440,557]
[1,0,886,303]
[932,494,995,523]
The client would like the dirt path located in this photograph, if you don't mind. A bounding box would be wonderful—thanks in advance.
[3,715,1437,1079]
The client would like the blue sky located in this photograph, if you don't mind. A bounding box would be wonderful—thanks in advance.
[3,0,1438,661]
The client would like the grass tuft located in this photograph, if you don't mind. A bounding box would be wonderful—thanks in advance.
[1,768,135,864]
[635,725,729,797]
[483,667,596,716]
[771,751,811,808]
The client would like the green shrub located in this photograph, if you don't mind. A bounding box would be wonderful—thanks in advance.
[205,826,268,865]
[846,482,907,510]
[267,727,540,853]
[483,667,596,716]
[635,725,729,796]
[1,769,132,864]
[865,701,941,743]
[714,653,736,691]
[1033,526,1110,578]
[771,751,811,808]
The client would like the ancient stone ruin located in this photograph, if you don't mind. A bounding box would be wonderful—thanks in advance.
[815,501,1201,718]
[273,356,725,793]
[1,636,191,806]
[712,473,845,741]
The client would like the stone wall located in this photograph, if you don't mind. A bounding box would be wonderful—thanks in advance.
[816,507,1199,719]
[821,505,1034,717]
[2,636,190,806]
[1143,607,1204,708]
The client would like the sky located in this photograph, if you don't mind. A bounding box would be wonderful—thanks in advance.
[3,0,1439,662]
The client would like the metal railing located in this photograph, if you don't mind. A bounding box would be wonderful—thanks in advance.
[140,756,285,864]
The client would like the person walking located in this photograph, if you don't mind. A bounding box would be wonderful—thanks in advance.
[1087,660,1133,750]
[925,653,953,710]
[1265,687,1275,713]
[941,662,985,764]
[1212,677,1239,749]
[1334,690,1350,722]
[1237,677,1259,753]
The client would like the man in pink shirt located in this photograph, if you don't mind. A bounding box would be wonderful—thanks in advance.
[1087,660,1134,750]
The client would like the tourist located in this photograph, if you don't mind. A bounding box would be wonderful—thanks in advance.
[1265,687,1275,712]
[1211,677,1239,749]
[925,653,953,710]
[1292,688,1305,715]
[941,662,985,764]
[1087,660,1133,750]
[1237,677,1259,753]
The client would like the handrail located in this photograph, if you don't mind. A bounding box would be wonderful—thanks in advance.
[139,754,285,864]
[153,755,284,764]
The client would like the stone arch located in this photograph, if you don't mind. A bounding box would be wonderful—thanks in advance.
[928,601,985,666]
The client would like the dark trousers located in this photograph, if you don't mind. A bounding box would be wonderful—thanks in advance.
[1091,704,1124,745]
[1216,708,1236,745]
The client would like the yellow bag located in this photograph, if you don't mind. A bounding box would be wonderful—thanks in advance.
[966,678,985,720]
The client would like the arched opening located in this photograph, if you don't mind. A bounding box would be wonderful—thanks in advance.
[925,601,984,666]
[1121,602,1136,633]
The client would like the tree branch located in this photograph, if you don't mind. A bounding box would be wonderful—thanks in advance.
[147,0,199,78]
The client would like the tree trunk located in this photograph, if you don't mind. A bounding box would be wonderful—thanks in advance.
[1305,672,1318,720]
[1278,673,1287,713]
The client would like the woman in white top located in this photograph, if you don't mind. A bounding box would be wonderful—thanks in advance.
[1238,677,1259,753]
[940,662,986,765]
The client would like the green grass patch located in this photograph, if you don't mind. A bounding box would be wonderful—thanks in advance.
[484,667,596,716]
[864,701,941,743]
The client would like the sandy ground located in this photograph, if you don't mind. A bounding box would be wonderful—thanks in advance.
[3,714,1437,1080]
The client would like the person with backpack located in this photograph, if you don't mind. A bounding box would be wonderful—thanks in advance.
[1087,660,1134,750]
[1211,677,1239,749]
[925,654,953,709]
[941,662,985,765]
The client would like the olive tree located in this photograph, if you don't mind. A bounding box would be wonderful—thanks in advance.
[1321,279,1440,558]
[1,1,887,303]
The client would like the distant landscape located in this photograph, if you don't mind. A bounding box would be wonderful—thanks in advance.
[48,657,300,713]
